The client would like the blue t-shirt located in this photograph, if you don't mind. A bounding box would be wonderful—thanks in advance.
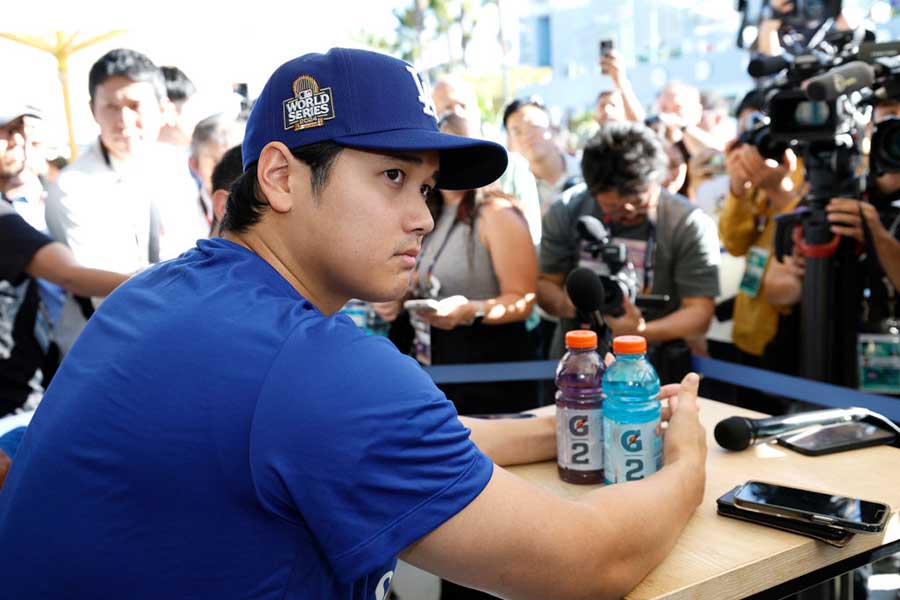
[0,238,493,599]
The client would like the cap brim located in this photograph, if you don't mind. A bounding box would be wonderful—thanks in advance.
[0,107,41,127]
[333,129,508,191]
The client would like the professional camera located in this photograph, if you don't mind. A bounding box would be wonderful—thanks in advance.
[575,215,639,317]
[741,28,900,386]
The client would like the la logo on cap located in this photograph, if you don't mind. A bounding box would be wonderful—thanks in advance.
[283,75,335,132]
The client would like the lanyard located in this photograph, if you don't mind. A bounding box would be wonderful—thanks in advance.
[417,214,460,298]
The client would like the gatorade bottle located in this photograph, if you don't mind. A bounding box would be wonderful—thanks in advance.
[555,330,606,484]
[602,335,662,485]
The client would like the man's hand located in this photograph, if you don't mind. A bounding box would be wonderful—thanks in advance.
[415,295,476,330]
[600,50,628,88]
[604,297,645,337]
[826,198,886,243]
[661,373,706,479]
[726,143,794,200]
[0,448,11,490]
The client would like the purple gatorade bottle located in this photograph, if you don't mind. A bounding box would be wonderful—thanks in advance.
[555,330,606,484]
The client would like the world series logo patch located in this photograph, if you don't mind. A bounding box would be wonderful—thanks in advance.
[283,75,335,131]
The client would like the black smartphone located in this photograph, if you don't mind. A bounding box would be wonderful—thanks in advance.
[717,487,853,547]
[734,481,891,533]
[599,38,614,59]
[777,421,897,456]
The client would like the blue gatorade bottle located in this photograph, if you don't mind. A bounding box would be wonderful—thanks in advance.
[602,335,662,484]
[555,330,606,484]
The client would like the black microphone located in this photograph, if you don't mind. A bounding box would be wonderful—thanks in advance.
[565,267,606,334]
[714,407,870,451]
[805,61,875,101]
[748,54,792,78]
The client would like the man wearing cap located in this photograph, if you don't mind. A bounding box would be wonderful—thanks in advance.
[0,105,129,417]
[0,49,707,600]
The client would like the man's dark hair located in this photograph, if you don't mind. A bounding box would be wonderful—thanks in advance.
[220,141,343,233]
[581,122,667,197]
[502,96,547,129]
[160,66,196,104]
[211,145,244,194]
[88,48,166,104]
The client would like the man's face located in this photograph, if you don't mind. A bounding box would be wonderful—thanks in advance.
[594,92,625,124]
[506,104,555,162]
[657,84,702,127]
[0,117,27,180]
[593,184,659,227]
[90,76,165,161]
[192,141,227,196]
[283,147,437,310]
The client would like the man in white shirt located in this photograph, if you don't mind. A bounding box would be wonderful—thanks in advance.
[45,48,173,351]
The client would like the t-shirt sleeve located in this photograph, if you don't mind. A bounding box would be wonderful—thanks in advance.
[672,207,721,298]
[0,203,53,283]
[539,190,580,274]
[249,317,493,583]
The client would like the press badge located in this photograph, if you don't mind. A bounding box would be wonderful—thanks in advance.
[739,246,769,298]
[858,333,900,394]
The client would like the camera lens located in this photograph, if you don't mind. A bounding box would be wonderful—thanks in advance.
[871,117,900,175]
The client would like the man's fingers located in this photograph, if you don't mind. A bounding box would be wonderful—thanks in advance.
[675,372,700,412]
[829,225,862,241]
[658,383,681,399]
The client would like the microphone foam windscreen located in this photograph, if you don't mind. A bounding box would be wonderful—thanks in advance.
[714,416,754,451]
[565,267,605,312]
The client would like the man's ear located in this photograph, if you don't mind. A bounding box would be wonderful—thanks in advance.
[256,142,301,214]
[212,189,228,222]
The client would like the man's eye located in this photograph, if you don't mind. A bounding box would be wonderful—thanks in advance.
[385,169,404,184]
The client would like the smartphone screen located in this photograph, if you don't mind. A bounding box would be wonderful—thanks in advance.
[778,421,896,455]
[734,481,890,533]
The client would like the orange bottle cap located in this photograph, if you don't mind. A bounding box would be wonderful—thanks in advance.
[613,335,647,354]
[565,330,597,349]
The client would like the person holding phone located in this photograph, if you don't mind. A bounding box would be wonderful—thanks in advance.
[598,40,646,125]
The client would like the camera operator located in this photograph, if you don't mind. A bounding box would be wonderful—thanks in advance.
[537,122,720,361]
[768,97,900,309]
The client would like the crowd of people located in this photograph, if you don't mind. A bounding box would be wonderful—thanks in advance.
[0,25,898,598]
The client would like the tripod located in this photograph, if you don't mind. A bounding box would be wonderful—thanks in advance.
[778,141,864,387]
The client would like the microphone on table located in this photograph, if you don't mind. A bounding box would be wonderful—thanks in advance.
[714,407,871,451]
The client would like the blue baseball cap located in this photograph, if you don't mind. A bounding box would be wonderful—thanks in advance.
[242,48,508,190]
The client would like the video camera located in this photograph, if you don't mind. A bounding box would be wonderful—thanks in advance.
[737,23,900,386]
[571,215,669,318]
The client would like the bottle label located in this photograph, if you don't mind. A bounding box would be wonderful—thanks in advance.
[556,406,604,472]
[603,418,662,483]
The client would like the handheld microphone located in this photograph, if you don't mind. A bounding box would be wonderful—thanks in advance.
[714,407,870,451]
[805,61,875,101]
[748,54,792,78]
[576,215,610,244]
[565,267,607,335]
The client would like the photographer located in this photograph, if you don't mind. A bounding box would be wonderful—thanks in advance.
[537,122,720,359]
[719,113,806,367]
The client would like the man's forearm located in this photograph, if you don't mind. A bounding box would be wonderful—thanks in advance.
[461,415,556,467]
[642,302,713,343]
[874,229,900,291]
[619,82,646,123]
[537,278,574,318]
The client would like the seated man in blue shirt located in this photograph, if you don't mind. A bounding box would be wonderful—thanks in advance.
[0,48,707,600]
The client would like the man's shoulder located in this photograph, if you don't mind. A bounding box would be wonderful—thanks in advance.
[553,182,593,212]
[658,190,711,233]
[52,144,109,196]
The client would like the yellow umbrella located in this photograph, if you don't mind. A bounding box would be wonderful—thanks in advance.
[0,30,125,160]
